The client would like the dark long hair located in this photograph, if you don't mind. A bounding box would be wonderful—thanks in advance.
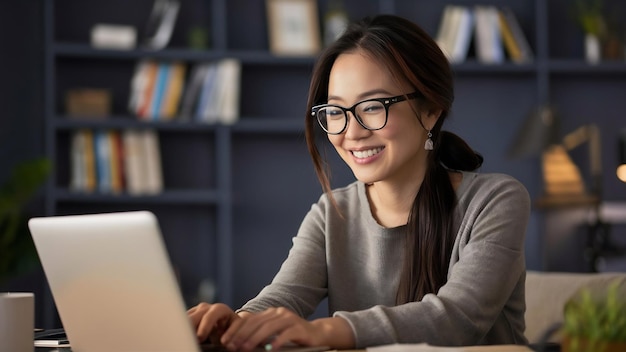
[304,15,483,303]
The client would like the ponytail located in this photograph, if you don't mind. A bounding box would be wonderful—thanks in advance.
[396,130,482,303]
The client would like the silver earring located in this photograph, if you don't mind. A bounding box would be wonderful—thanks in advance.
[425,130,433,151]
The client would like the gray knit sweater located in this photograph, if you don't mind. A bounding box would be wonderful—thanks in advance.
[239,171,530,348]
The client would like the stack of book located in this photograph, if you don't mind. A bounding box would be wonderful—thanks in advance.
[178,58,242,124]
[128,58,242,124]
[435,5,533,64]
[70,129,163,195]
[128,60,187,121]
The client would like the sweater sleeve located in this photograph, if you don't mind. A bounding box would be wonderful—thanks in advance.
[238,197,329,318]
[333,176,530,347]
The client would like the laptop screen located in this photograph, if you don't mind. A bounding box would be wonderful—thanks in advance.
[29,211,201,351]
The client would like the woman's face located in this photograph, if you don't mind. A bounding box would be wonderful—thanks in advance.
[326,50,437,186]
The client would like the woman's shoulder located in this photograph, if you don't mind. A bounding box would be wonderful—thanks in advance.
[460,170,526,190]
[313,180,370,217]
[317,180,362,203]
[458,171,530,205]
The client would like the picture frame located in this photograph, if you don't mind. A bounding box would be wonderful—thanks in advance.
[266,0,322,56]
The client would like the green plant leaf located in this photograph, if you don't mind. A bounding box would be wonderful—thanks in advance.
[0,158,50,283]
[563,279,626,343]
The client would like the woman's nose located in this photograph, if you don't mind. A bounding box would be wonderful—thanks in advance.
[343,112,370,139]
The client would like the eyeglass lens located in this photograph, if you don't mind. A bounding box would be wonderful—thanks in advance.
[317,100,387,134]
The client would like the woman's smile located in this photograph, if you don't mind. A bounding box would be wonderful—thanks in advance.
[351,146,384,159]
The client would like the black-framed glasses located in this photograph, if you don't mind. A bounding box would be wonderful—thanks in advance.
[311,92,421,135]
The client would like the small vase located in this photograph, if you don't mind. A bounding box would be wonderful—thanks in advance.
[585,34,601,64]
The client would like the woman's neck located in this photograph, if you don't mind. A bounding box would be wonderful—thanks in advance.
[366,177,423,228]
[366,170,464,228]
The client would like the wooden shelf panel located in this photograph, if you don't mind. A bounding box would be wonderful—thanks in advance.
[53,116,219,132]
[52,43,317,66]
[451,61,538,75]
[52,116,306,134]
[232,118,304,134]
[53,188,221,204]
[547,60,626,74]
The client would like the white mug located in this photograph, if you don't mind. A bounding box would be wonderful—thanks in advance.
[0,292,34,352]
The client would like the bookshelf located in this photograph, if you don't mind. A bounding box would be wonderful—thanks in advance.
[42,0,626,327]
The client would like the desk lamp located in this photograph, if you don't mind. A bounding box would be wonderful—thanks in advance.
[509,105,610,271]
[508,105,602,208]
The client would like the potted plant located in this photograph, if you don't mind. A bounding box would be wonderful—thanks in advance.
[561,278,626,352]
[572,0,607,63]
[0,158,51,284]
[572,0,611,63]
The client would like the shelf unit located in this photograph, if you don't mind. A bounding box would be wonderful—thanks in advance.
[42,0,626,327]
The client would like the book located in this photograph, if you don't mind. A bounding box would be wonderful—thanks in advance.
[108,130,124,194]
[122,129,145,195]
[94,130,112,193]
[436,5,476,64]
[194,58,243,124]
[148,62,171,120]
[70,129,97,193]
[70,130,87,192]
[218,58,242,124]
[128,60,149,114]
[83,130,97,192]
[448,6,474,64]
[178,63,211,120]
[498,7,533,64]
[498,9,523,62]
[135,60,159,119]
[121,129,163,195]
[435,5,455,60]
[474,5,504,64]
[159,61,187,119]
[140,130,163,194]
[195,62,219,123]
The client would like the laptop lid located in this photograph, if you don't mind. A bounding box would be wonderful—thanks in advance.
[29,210,201,352]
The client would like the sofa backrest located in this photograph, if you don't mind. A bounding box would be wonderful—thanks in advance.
[524,270,626,344]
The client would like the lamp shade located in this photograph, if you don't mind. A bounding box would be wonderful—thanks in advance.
[508,105,560,159]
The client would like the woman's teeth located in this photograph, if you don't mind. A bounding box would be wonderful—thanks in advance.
[352,147,383,159]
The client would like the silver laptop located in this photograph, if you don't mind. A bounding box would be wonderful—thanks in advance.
[29,211,330,352]
[29,210,204,351]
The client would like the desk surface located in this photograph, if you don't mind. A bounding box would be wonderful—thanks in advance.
[35,345,541,352]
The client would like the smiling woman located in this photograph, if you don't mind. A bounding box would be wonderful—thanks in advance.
[188,14,531,351]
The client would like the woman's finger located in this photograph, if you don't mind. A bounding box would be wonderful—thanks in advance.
[264,318,316,351]
[228,308,304,351]
[189,303,238,343]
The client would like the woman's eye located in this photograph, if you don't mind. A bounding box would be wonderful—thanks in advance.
[362,103,384,113]
[325,108,344,120]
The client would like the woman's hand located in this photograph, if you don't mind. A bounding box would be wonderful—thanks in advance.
[187,303,242,345]
[220,307,355,351]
